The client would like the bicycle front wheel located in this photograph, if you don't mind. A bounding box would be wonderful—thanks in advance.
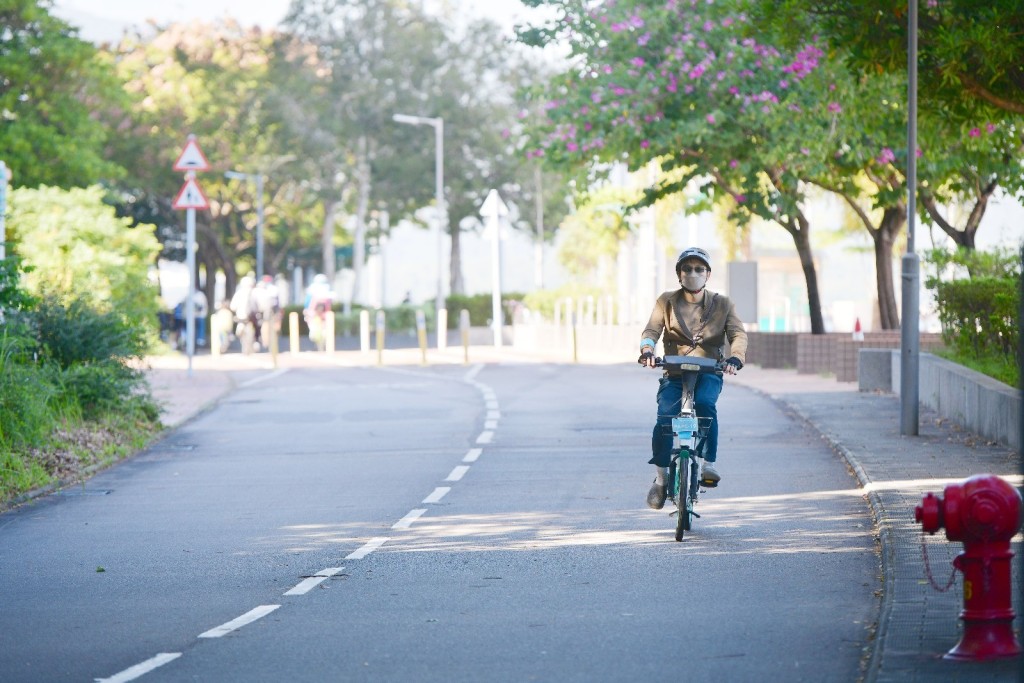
[674,453,691,541]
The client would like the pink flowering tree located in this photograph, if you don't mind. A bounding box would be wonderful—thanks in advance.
[517,0,853,333]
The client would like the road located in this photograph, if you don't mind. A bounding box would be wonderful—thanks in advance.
[0,361,878,682]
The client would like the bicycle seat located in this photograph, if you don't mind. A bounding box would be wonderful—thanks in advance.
[661,355,720,372]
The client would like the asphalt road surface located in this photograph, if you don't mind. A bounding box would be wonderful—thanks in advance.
[0,361,878,682]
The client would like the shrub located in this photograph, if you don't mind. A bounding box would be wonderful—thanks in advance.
[934,276,1019,361]
[445,293,525,329]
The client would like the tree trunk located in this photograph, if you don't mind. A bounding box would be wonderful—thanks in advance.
[920,182,995,251]
[789,211,826,334]
[873,206,905,330]
[321,199,338,283]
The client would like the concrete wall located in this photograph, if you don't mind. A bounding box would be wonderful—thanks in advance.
[858,349,1020,451]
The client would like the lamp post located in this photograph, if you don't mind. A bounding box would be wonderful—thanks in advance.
[225,170,265,280]
[392,113,446,318]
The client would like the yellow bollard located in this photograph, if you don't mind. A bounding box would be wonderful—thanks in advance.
[326,311,335,355]
[290,311,300,356]
[460,309,470,365]
[416,310,428,365]
[375,309,385,366]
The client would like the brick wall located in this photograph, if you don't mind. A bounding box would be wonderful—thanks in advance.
[745,331,798,369]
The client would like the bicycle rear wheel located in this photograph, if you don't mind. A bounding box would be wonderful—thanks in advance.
[674,452,691,541]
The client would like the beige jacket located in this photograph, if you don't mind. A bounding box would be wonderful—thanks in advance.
[641,288,748,366]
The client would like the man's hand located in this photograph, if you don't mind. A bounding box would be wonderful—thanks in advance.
[723,357,743,375]
[638,350,657,368]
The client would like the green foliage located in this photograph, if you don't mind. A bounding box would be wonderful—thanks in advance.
[522,285,608,322]
[7,185,162,335]
[923,245,1021,288]
[934,276,1019,362]
[0,0,126,188]
[0,254,37,313]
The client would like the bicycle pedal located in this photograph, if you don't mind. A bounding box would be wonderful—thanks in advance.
[700,478,719,488]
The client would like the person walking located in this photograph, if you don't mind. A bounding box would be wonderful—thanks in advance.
[638,247,748,509]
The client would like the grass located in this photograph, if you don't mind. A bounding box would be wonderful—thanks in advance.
[934,348,1019,388]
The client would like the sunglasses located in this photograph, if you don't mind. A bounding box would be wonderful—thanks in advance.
[680,265,707,274]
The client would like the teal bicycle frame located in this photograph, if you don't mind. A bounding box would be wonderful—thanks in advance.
[658,355,721,541]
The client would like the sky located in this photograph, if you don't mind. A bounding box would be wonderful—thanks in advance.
[52,0,540,44]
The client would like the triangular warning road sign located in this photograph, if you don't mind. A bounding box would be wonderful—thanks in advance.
[173,137,211,172]
[172,177,209,210]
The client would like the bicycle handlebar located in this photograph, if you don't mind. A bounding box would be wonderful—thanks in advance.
[647,355,724,373]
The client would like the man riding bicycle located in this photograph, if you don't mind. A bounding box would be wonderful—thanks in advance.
[638,247,748,509]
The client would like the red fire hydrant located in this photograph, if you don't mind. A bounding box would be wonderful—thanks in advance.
[915,474,1023,661]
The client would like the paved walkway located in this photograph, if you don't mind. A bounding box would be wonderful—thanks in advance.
[145,349,1023,682]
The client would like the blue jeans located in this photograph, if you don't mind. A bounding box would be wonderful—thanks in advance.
[649,373,723,468]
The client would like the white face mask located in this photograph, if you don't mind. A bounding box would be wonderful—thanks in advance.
[681,273,707,292]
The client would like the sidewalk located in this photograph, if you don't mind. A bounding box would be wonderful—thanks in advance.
[146,350,1023,681]
[731,366,1022,682]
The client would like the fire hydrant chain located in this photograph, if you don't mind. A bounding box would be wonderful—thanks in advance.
[920,529,957,592]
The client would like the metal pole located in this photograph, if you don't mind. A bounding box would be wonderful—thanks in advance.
[434,118,446,329]
[185,206,196,377]
[256,173,265,281]
[900,0,920,435]
[490,208,503,348]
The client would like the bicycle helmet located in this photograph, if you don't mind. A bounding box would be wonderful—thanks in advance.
[675,247,711,276]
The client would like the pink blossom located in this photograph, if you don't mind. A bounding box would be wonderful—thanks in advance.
[801,148,810,155]
[986,123,997,133]
[566,141,578,152]
[729,159,738,168]
[968,127,981,138]
[706,114,716,124]
[631,57,646,67]
[827,102,842,113]
[876,147,896,165]
[641,140,650,149]
[736,194,747,204]
[638,32,651,46]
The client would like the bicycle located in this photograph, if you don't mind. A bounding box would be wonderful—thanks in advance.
[653,355,723,541]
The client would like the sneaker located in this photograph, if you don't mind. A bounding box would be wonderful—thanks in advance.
[701,462,721,485]
[646,480,667,510]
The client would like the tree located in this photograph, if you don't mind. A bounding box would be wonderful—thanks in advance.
[6,185,162,331]
[518,0,834,331]
[750,0,1024,117]
[0,0,125,188]
[280,0,554,299]
[104,20,322,303]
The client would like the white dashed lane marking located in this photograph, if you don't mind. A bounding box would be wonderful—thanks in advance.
[94,653,182,683]
[345,537,389,560]
[463,448,482,463]
[198,605,280,639]
[476,431,494,444]
[392,509,427,529]
[423,487,451,503]
[284,567,344,596]
[445,466,470,482]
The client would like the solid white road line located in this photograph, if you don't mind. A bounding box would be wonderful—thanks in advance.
[423,487,451,504]
[198,605,280,639]
[446,466,470,482]
[463,448,483,463]
[486,400,499,411]
[476,431,494,444]
[487,410,501,420]
[95,653,182,683]
[392,509,427,529]
[345,537,389,560]
[284,567,344,596]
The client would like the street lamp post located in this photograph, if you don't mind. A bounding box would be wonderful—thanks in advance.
[225,170,265,280]
[392,113,446,322]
